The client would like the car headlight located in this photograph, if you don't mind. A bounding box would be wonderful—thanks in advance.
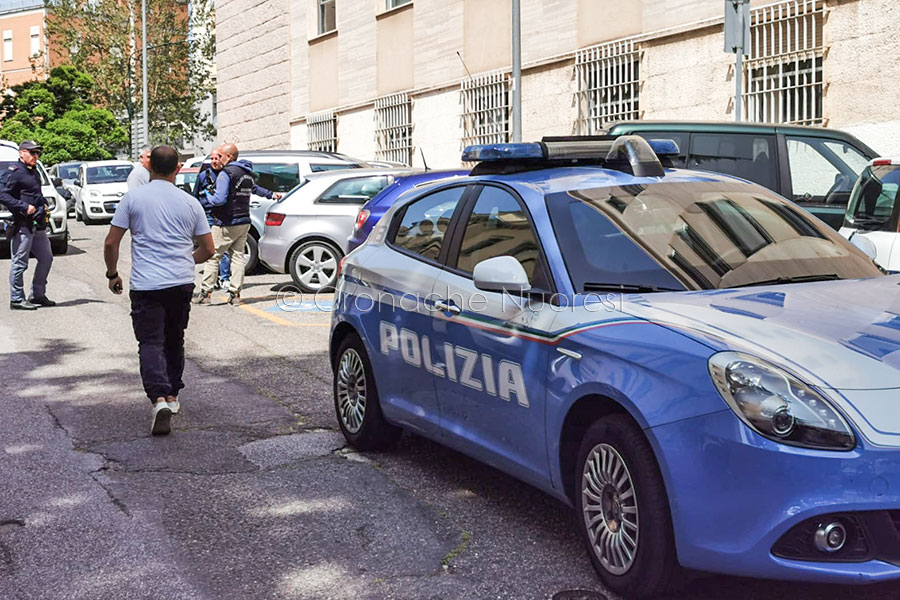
[708,352,855,451]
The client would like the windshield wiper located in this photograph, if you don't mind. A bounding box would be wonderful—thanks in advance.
[740,273,841,287]
[582,282,683,293]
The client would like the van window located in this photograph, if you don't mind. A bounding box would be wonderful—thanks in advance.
[310,163,354,173]
[688,133,776,191]
[254,163,301,193]
[786,136,868,205]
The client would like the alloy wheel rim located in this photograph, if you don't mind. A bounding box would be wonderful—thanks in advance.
[582,443,639,575]
[336,349,366,433]
[295,244,337,290]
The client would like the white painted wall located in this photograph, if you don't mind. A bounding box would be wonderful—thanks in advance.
[411,89,464,168]
[336,108,377,161]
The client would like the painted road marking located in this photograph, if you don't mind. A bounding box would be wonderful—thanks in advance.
[239,304,329,327]
[264,300,334,313]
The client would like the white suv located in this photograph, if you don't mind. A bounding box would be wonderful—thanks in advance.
[0,140,68,254]
[840,157,900,272]
[73,160,135,224]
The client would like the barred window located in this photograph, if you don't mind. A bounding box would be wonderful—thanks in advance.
[461,71,509,148]
[744,0,824,126]
[318,0,335,35]
[575,39,640,135]
[307,112,337,152]
[374,92,412,166]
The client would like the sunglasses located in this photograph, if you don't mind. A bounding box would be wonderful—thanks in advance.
[26,149,41,156]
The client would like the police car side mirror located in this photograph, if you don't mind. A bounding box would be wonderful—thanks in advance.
[473,256,531,294]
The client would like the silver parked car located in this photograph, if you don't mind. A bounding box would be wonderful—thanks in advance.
[259,168,414,292]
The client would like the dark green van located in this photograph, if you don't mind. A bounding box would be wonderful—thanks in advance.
[605,121,877,229]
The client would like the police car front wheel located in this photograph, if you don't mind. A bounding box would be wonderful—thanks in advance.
[575,414,680,598]
[333,333,402,450]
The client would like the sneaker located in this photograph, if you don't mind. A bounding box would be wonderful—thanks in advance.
[28,296,56,307]
[150,402,173,435]
[227,292,241,306]
[194,291,211,305]
[10,300,39,311]
[168,400,180,414]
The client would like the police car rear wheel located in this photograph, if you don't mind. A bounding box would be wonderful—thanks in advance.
[575,415,680,598]
[334,334,401,450]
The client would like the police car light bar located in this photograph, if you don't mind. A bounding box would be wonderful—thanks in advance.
[462,135,679,178]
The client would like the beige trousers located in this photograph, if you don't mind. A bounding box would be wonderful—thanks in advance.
[201,224,250,294]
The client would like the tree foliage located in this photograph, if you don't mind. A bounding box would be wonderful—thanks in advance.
[0,65,128,164]
[44,0,216,153]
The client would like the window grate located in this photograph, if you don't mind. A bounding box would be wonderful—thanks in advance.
[575,39,641,135]
[307,111,337,152]
[461,70,510,148]
[374,92,412,166]
[744,0,825,126]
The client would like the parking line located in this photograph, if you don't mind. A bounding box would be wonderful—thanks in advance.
[238,304,329,327]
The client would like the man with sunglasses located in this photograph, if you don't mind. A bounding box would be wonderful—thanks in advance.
[0,140,55,310]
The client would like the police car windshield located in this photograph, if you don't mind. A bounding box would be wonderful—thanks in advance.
[0,161,49,186]
[547,180,883,291]
[86,164,133,184]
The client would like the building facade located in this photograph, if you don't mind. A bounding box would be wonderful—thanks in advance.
[0,0,49,88]
[216,0,900,165]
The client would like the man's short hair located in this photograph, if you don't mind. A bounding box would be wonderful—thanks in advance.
[140,146,152,157]
[150,145,179,176]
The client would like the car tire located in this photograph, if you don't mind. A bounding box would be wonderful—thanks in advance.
[575,414,681,599]
[74,203,82,222]
[244,233,259,275]
[333,332,402,451]
[289,240,342,293]
[50,236,68,255]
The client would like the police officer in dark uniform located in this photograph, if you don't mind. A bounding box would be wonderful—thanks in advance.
[0,140,55,310]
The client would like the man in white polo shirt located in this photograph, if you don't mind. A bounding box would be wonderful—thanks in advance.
[103,145,215,435]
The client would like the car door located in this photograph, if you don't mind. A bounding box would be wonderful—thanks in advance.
[687,132,778,192]
[428,184,556,488]
[782,135,873,229]
[357,184,472,437]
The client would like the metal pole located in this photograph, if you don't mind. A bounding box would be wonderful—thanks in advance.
[141,0,149,146]
[734,0,744,122]
[511,0,521,142]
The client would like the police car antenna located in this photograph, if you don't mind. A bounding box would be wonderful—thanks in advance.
[420,148,430,171]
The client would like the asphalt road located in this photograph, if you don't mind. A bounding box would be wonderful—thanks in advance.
[1,220,899,600]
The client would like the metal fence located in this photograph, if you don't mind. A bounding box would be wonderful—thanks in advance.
[744,0,825,126]
[575,39,641,135]
[307,111,337,152]
[374,92,413,165]
[460,71,510,148]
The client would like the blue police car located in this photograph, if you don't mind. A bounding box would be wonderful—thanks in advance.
[329,135,899,597]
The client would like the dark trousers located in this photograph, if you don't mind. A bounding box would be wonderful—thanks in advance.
[130,284,194,403]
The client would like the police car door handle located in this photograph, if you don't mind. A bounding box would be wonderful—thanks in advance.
[434,300,461,315]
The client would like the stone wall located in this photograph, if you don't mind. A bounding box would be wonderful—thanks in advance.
[216,0,292,150]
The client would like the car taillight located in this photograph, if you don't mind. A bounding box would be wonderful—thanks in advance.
[873,159,893,167]
[265,212,285,226]
[354,209,370,232]
[337,256,348,277]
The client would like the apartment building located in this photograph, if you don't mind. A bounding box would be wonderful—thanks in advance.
[0,0,49,87]
[216,0,900,166]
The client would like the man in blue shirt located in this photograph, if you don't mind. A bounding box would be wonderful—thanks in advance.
[103,145,215,436]
[0,140,54,310]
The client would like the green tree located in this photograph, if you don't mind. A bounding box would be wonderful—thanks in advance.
[44,0,216,153]
[0,66,128,164]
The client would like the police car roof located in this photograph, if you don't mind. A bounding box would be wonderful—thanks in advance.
[469,164,739,196]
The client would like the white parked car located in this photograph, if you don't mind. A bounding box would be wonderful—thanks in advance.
[73,160,134,224]
[839,157,900,272]
[0,140,68,254]
[258,167,413,291]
